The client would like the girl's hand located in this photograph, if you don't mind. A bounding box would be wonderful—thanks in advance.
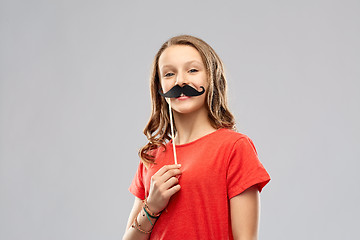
[146,164,182,214]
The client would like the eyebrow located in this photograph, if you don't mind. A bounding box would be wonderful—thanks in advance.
[160,60,203,70]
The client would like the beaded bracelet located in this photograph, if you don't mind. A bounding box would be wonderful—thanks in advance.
[143,207,154,226]
[143,198,161,218]
[143,206,159,219]
[131,216,152,234]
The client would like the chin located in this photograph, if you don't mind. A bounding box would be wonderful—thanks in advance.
[173,109,196,114]
[172,104,206,115]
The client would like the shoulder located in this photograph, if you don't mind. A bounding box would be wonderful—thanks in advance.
[213,128,260,158]
[216,128,252,145]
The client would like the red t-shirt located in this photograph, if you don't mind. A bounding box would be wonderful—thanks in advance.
[129,128,271,240]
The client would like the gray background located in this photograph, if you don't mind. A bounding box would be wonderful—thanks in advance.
[1,0,359,239]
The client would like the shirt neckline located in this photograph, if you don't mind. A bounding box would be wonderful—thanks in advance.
[168,128,227,148]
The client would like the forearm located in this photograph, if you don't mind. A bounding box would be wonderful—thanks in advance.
[233,237,257,240]
[122,207,158,240]
[230,185,260,240]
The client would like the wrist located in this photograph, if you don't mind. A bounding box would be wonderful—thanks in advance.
[144,198,162,217]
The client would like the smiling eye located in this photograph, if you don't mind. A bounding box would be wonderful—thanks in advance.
[164,72,174,77]
[189,69,198,73]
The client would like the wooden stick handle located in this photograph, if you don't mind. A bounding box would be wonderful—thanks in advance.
[168,99,177,164]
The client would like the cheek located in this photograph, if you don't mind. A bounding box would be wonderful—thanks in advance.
[160,80,172,92]
[197,73,209,87]
[197,81,209,94]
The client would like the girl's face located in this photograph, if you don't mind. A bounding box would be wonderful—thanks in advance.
[158,45,208,114]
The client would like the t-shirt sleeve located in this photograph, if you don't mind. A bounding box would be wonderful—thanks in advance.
[226,136,271,199]
[128,160,146,200]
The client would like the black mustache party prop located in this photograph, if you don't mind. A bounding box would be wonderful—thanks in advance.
[158,84,205,98]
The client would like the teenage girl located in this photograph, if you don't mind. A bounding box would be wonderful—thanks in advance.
[122,35,271,240]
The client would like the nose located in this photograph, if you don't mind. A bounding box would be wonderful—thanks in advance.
[175,72,187,86]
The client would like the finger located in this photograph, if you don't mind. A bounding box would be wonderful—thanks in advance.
[163,184,181,199]
[154,164,181,177]
[162,176,179,190]
[160,168,182,182]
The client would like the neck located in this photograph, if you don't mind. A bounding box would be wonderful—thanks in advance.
[172,106,217,145]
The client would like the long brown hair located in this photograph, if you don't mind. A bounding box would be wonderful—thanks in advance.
[139,35,236,166]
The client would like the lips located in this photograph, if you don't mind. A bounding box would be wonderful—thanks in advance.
[177,96,190,100]
[176,94,190,100]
